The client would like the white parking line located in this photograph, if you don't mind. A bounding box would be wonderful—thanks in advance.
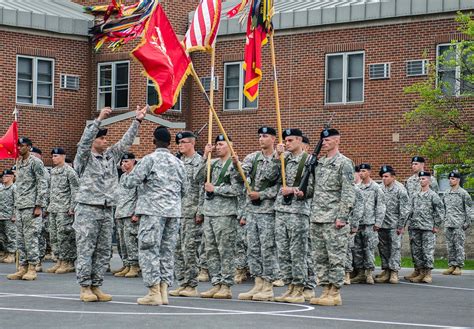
[399,282,474,291]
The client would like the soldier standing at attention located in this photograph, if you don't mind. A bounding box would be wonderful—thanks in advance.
[73,106,145,302]
[405,156,439,197]
[442,172,473,276]
[0,169,17,263]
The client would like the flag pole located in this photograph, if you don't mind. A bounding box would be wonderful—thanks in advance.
[269,32,286,188]
[206,48,216,184]
[190,66,251,193]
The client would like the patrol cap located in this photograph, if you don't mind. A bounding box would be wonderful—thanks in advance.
[18,137,33,146]
[448,171,461,179]
[354,165,361,173]
[3,169,14,176]
[51,147,66,155]
[215,134,232,143]
[302,135,310,144]
[418,171,431,177]
[175,131,196,144]
[359,163,371,170]
[282,128,303,139]
[320,128,340,139]
[122,152,136,161]
[96,128,108,139]
[379,165,396,177]
[153,126,171,144]
[30,146,42,155]
[258,126,276,136]
[412,156,425,163]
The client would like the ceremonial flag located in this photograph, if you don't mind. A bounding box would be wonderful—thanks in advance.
[0,121,18,159]
[183,0,222,52]
[132,4,192,115]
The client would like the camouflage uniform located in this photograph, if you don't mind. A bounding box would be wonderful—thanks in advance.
[345,185,363,273]
[73,119,140,287]
[0,183,17,253]
[47,165,78,262]
[195,157,242,287]
[15,155,48,266]
[311,152,355,289]
[404,189,444,270]
[174,152,202,288]
[274,151,313,286]
[443,186,473,268]
[354,180,386,271]
[234,192,248,271]
[39,169,50,260]
[122,148,187,287]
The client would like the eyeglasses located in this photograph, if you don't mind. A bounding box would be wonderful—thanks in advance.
[178,140,193,145]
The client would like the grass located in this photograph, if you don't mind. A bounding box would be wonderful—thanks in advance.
[374,256,474,270]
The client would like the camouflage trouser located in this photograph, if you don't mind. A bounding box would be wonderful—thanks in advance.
[115,218,129,266]
[0,219,17,253]
[234,223,247,270]
[138,216,179,287]
[198,235,207,270]
[124,217,139,266]
[311,222,349,289]
[275,211,309,286]
[50,212,76,261]
[410,229,435,269]
[246,212,278,282]
[306,233,317,289]
[39,215,49,259]
[353,224,378,270]
[378,228,401,271]
[203,216,237,287]
[16,208,42,266]
[344,233,355,272]
[445,227,465,268]
[73,204,113,287]
[174,217,202,288]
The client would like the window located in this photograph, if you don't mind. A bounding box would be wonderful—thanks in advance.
[437,43,473,96]
[16,56,54,106]
[147,79,181,112]
[223,62,258,110]
[98,61,129,109]
[325,52,364,104]
[406,60,429,77]
[368,63,390,80]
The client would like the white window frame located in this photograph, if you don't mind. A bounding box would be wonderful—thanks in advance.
[97,61,130,110]
[16,55,55,107]
[324,51,365,105]
[146,79,182,112]
[436,43,467,97]
[223,61,258,111]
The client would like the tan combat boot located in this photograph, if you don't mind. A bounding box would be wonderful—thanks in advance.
[197,268,209,282]
[389,271,399,284]
[309,285,331,305]
[114,266,130,277]
[91,286,112,302]
[160,282,169,305]
[284,285,305,303]
[56,261,75,274]
[35,262,43,273]
[421,269,432,283]
[452,267,462,276]
[200,284,221,298]
[213,285,232,299]
[303,288,315,301]
[179,286,199,297]
[442,266,455,275]
[274,284,293,302]
[375,269,387,279]
[238,277,263,300]
[137,285,162,305]
[272,279,284,287]
[112,265,126,274]
[80,286,98,302]
[317,285,342,306]
[234,268,247,284]
[366,270,374,284]
[404,268,419,280]
[252,280,274,301]
[2,253,15,264]
[374,269,390,283]
[47,261,62,273]
[409,269,426,283]
[7,265,27,280]
[343,272,351,285]
[169,286,186,296]
[22,264,37,281]
[125,265,140,278]
[350,270,366,284]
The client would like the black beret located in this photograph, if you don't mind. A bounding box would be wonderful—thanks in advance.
[412,156,425,163]
[282,128,303,139]
[302,135,310,144]
[96,128,108,139]
[153,126,171,144]
[3,169,14,176]
[18,137,32,146]
[449,171,461,179]
[122,152,136,160]
[354,165,360,173]
[175,131,196,144]
[320,128,340,139]
[359,163,371,170]
[258,126,276,136]
[379,165,396,177]
[30,146,42,155]
[51,147,66,155]
[215,134,232,143]
[418,171,431,177]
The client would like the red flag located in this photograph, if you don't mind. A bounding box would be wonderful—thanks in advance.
[131,4,192,115]
[243,19,267,102]
[0,121,18,159]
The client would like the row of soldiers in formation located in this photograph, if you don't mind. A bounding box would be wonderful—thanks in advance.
[0,106,472,307]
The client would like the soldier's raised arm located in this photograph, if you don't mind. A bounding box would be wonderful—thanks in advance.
[121,156,153,189]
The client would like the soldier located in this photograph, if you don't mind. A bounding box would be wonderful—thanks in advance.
[195,135,243,299]
[73,106,145,302]
[405,156,439,197]
[235,127,279,301]
[113,153,140,278]
[169,131,203,298]
[273,128,313,304]
[7,137,47,281]
[309,128,355,306]
[45,148,79,274]
[0,169,16,263]
[442,171,473,276]
[351,164,386,285]
[302,135,310,152]
[374,166,410,284]
[234,193,249,284]
[400,171,444,283]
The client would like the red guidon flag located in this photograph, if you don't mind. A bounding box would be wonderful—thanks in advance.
[183,0,222,52]
[243,19,267,102]
[0,121,18,159]
[132,4,192,115]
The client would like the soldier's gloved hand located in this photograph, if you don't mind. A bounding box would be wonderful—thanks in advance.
[335,219,346,229]
[33,206,42,218]
[396,227,405,235]
[248,191,260,201]
[373,225,380,231]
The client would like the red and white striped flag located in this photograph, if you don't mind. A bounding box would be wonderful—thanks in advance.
[183,0,222,52]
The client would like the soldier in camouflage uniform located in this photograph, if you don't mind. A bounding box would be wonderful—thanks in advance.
[7,137,47,281]
[195,135,243,299]
[374,166,410,284]
[442,171,473,276]
[400,171,444,284]
[73,106,145,302]
[45,148,79,274]
[273,128,313,304]
[0,169,16,263]
[309,128,355,306]
[114,153,140,278]
[169,131,203,298]
[234,191,248,284]
[235,127,279,301]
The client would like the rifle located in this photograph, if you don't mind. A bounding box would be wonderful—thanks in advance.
[175,122,208,159]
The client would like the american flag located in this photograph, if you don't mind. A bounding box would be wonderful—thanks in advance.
[183,0,222,52]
